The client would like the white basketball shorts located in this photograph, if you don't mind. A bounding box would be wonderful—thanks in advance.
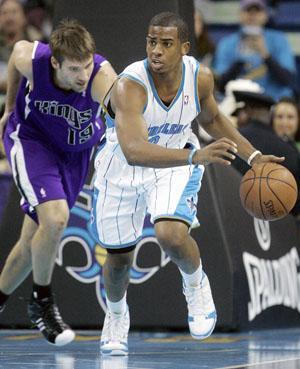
[91,141,204,249]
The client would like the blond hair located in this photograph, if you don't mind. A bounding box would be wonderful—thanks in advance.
[49,18,96,63]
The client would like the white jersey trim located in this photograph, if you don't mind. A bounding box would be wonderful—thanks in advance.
[9,124,39,207]
[32,41,39,60]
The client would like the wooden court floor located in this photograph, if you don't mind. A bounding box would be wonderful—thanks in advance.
[1,328,300,369]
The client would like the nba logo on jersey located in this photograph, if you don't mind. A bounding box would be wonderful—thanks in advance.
[184,95,189,105]
[40,187,47,198]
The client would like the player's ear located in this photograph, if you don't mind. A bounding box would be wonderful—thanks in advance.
[181,41,190,56]
[51,56,61,70]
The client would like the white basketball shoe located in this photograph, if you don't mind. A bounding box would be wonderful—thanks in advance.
[100,307,130,356]
[183,271,217,339]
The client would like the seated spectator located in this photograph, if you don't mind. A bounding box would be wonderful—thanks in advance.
[25,0,53,41]
[271,97,300,152]
[231,90,300,216]
[0,0,43,99]
[193,3,215,67]
[213,0,297,101]
[218,79,263,124]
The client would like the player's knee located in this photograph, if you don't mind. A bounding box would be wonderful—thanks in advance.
[105,251,133,276]
[155,223,187,250]
[37,201,69,231]
[106,252,133,269]
[40,213,69,233]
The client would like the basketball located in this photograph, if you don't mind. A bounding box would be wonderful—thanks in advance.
[239,163,298,221]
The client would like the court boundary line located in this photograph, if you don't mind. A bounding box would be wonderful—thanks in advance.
[216,356,300,369]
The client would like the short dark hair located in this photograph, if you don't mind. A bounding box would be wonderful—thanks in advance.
[149,12,189,42]
[50,18,96,64]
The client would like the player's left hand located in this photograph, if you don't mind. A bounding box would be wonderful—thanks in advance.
[251,153,285,166]
[0,111,11,140]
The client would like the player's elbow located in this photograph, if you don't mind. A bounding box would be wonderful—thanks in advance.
[122,144,143,166]
[123,149,140,166]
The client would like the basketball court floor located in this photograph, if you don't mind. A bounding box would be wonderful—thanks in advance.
[1,328,300,369]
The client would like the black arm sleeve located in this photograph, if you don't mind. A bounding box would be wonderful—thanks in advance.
[216,61,245,92]
[264,56,295,87]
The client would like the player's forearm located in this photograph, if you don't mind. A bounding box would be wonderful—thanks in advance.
[204,113,257,161]
[120,140,191,168]
[4,52,21,113]
[0,80,7,94]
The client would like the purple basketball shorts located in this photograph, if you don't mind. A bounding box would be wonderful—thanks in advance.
[3,120,91,222]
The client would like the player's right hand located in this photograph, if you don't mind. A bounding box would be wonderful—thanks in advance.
[0,111,10,140]
[194,138,237,166]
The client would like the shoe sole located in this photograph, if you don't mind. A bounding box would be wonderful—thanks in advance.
[101,349,128,356]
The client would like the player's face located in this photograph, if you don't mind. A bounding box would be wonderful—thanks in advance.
[146,26,189,75]
[53,56,94,92]
[272,102,299,140]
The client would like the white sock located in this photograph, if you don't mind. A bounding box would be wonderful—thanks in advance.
[179,261,203,287]
[106,292,127,315]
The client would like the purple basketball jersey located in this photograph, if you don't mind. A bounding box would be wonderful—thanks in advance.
[3,42,109,220]
[12,41,106,152]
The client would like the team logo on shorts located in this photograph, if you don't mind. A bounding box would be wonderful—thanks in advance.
[186,196,197,213]
[40,187,47,198]
[184,95,189,105]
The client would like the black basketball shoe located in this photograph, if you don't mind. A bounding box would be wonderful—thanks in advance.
[27,295,75,346]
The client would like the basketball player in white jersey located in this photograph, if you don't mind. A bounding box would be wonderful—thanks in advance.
[92,12,284,356]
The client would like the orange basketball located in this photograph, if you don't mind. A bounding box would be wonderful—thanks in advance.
[239,163,298,221]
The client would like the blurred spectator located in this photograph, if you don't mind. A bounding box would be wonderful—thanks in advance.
[218,79,263,125]
[271,97,300,152]
[213,0,297,101]
[0,0,44,213]
[25,0,53,41]
[0,0,43,103]
[231,90,300,216]
[194,4,215,67]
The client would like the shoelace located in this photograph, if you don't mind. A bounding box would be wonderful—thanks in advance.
[42,303,66,331]
[183,285,206,316]
[103,312,128,341]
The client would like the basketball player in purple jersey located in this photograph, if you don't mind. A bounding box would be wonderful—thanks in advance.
[0,19,117,346]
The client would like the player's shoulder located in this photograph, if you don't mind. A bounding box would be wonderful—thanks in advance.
[13,40,35,78]
[118,59,148,91]
[122,59,146,76]
[197,64,214,83]
[13,40,35,58]
[183,54,199,67]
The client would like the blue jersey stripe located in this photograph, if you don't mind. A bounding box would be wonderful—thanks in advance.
[194,62,201,114]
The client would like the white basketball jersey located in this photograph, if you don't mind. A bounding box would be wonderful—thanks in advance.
[104,55,201,157]
[93,56,204,245]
